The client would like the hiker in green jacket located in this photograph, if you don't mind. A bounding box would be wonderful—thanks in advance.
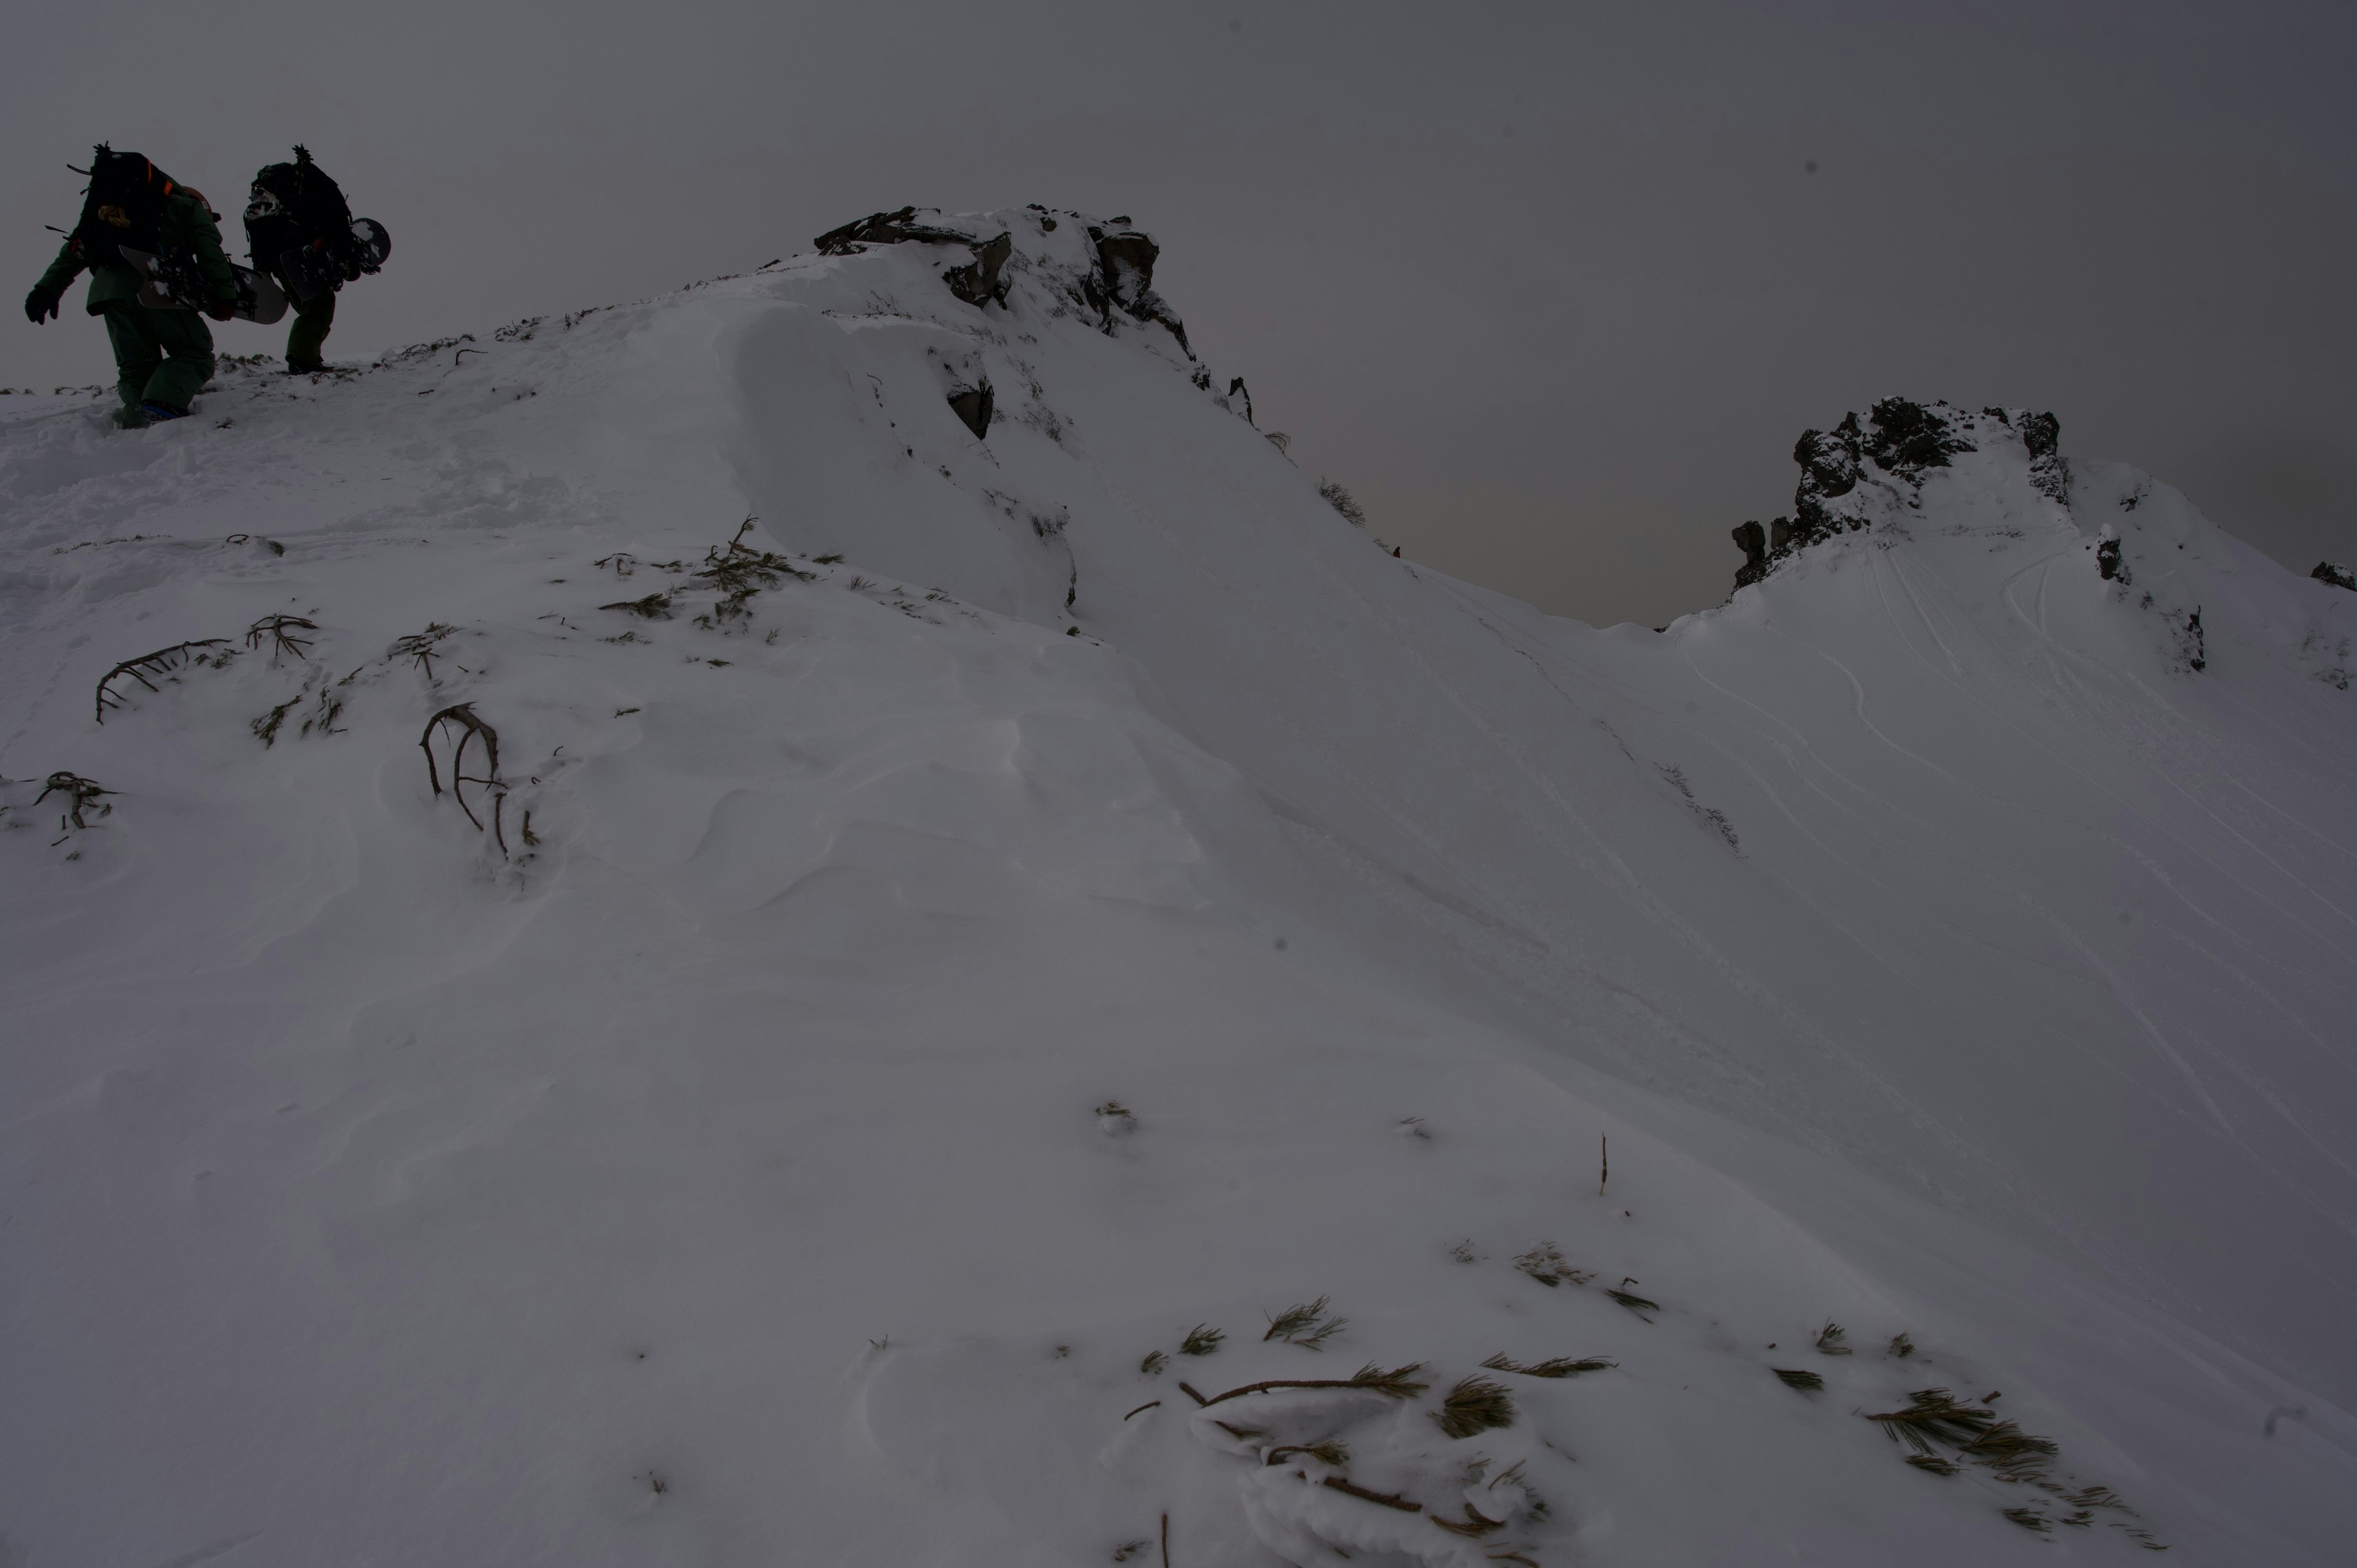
[23,147,236,426]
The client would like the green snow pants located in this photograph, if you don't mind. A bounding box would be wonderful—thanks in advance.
[98,298,215,415]
[284,285,335,369]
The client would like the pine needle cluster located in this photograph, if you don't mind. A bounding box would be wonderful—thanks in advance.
[1431,1375,1517,1440]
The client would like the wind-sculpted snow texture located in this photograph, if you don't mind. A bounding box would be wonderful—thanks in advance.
[2,207,2353,1566]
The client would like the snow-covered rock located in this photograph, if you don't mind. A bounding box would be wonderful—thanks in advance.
[2,207,2353,1566]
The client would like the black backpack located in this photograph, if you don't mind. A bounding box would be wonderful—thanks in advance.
[245,147,354,272]
[72,146,180,269]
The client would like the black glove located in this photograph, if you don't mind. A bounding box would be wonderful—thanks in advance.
[205,295,236,323]
[25,288,60,324]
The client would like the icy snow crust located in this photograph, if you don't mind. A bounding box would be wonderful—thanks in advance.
[2,207,2353,1564]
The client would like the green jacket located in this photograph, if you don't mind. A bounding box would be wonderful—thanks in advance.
[34,186,236,312]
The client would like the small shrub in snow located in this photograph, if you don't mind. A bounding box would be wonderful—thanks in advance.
[1180,1324,1224,1356]
[1773,1368,1825,1391]
[1887,1332,1914,1358]
[1094,1100,1137,1134]
[1139,1350,1169,1377]
[1512,1244,1592,1288]
[1814,1321,1851,1356]
[1318,479,1368,528]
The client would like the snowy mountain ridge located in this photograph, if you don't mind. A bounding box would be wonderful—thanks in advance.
[2,206,2354,1566]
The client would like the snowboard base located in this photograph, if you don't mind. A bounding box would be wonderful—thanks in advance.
[120,247,288,326]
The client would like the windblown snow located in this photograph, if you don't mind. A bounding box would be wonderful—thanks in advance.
[3,207,2353,1566]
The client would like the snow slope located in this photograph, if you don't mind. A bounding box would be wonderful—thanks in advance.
[2,209,2353,1566]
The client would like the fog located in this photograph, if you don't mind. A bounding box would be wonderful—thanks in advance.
[6,0,2351,625]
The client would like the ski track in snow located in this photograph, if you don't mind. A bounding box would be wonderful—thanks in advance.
[3,213,2356,1565]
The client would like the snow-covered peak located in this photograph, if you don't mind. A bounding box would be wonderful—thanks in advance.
[2,212,2353,1566]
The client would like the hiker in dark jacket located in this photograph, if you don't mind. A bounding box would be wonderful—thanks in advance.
[23,147,236,426]
[244,147,360,373]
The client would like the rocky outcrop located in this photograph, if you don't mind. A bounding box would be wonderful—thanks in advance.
[813,207,1013,312]
[2314,562,2356,592]
[1083,226,1193,358]
[1732,400,2065,595]
[1732,521,1768,587]
[942,231,1012,309]
[811,207,977,253]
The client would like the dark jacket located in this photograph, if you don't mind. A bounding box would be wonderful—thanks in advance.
[34,186,236,313]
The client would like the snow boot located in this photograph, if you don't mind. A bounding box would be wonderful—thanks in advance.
[137,401,187,423]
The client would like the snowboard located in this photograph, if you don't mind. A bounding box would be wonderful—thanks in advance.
[276,218,392,303]
[120,247,288,326]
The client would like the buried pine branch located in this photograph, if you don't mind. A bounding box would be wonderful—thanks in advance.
[1432,1376,1517,1440]
[419,703,510,854]
[1211,1420,1269,1442]
[1816,1322,1852,1356]
[245,614,317,660]
[1605,1285,1660,1318]
[2002,1508,2051,1534]
[36,771,110,830]
[1140,1351,1169,1377]
[1431,1504,1508,1539]
[1482,1353,1616,1379]
[1322,1477,1420,1513]
[1862,1389,1996,1453]
[1888,1332,1914,1359]
[389,623,458,680]
[1197,1363,1429,1408]
[1253,1292,1348,1348]
[1512,1244,1592,1288]
[94,639,233,722]
[1905,1453,1962,1476]
[252,696,300,747]
[1263,1440,1350,1469]
[1773,1368,1825,1392]
[601,591,675,619]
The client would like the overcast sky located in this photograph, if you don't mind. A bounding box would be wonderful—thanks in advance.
[6,0,2351,626]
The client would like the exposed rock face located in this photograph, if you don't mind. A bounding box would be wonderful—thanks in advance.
[1083,226,1193,358]
[1733,400,2065,595]
[946,380,994,440]
[811,206,978,253]
[1731,520,1768,587]
[2315,562,2357,592]
[942,231,1012,309]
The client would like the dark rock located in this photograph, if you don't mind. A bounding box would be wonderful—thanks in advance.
[1861,397,1973,484]
[1769,517,1792,552]
[2097,535,2124,582]
[2016,411,2069,504]
[1732,521,1769,587]
[812,206,975,255]
[1228,376,1255,425]
[943,231,1012,308]
[1085,225,1194,358]
[947,380,994,441]
[2313,562,2357,592]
